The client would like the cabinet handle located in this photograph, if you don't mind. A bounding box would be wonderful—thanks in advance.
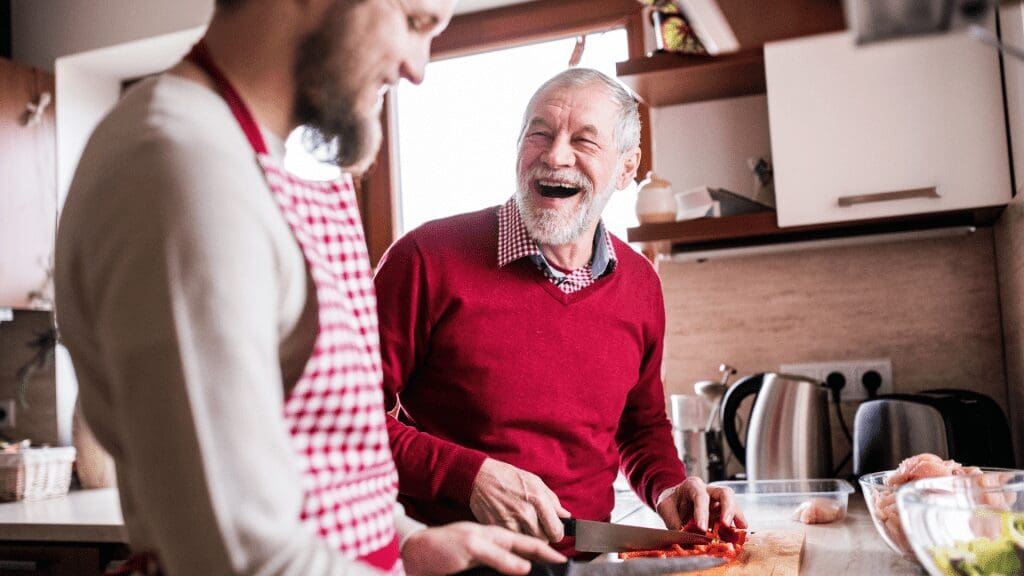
[0,560,39,571]
[837,186,940,207]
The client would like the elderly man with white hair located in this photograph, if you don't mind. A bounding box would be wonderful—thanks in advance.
[375,68,746,554]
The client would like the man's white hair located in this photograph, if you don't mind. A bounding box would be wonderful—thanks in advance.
[517,68,641,155]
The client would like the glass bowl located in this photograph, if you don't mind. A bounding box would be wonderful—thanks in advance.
[861,470,916,558]
[860,468,1012,559]
[897,471,1024,576]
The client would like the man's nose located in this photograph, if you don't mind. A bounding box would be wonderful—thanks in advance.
[542,136,575,168]
[401,41,430,85]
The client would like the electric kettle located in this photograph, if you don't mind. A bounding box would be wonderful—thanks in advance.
[720,373,833,480]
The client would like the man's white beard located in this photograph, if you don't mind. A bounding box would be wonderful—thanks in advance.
[515,165,619,246]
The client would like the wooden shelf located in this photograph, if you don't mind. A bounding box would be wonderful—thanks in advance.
[616,49,765,107]
[626,207,1006,251]
[711,0,846,49]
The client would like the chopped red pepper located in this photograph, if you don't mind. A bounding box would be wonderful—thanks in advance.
[619,517,747,561]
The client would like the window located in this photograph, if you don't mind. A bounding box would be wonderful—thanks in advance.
[394,29,641,245]
[283,131,342,182]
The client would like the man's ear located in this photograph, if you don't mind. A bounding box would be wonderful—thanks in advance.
[616,148,642,190]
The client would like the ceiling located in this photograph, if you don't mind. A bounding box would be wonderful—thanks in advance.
[453,0,531,15]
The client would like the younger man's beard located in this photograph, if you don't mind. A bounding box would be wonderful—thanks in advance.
[292,12,381,172]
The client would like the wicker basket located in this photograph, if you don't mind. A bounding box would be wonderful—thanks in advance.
[0,447,76,502]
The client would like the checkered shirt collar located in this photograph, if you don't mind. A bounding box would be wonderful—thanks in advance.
[496,198,617,279]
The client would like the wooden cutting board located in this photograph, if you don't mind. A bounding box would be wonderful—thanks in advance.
[676,530,805,576]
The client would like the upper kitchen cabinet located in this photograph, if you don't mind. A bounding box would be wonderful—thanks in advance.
[0,58,56,310]
[765,29,1011,228]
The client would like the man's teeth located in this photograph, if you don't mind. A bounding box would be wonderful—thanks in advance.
[538,180,577,189]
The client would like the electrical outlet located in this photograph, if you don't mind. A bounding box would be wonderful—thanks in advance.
[848,359,893,401]
[780,359,892,402]
[0,399,16,429]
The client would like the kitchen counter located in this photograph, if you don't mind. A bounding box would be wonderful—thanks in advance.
[0,486,923,574]
[611,488,922,575]
[0,488,126,543]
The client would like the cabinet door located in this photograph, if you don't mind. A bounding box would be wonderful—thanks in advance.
[765,29,1011,227]
[0,58,56,309]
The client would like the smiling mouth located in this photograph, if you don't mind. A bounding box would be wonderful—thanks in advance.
[536,180,582,199]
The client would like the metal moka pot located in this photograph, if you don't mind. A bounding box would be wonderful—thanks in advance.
[670,365,735,482]
[671,428,726,483]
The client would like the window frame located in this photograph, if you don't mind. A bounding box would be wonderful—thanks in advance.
[359,0,648,265]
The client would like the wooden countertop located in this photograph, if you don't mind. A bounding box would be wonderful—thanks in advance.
[0,488,126,543]
[610,489,921,575]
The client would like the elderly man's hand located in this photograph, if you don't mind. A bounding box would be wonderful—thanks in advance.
[469,458,571,542]
[655,477,747,532]
[402,522,567,576]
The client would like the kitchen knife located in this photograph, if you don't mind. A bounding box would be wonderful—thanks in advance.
[563,518,711,553]
[456,557,726,576]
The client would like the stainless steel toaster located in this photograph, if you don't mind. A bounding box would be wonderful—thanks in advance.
[852,389,1015,475]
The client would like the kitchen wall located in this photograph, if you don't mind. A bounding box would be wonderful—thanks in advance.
[995,1,1024,468]
[658,228,1010,470]
[650,94,772,203]
[0,311,59,446]
[1002,2,1024,201]
[10,0,211,71]
[995,196,1024,467]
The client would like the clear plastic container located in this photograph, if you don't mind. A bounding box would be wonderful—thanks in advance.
[709,478,855,526]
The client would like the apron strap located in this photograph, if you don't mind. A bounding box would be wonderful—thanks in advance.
[185,41,270,155]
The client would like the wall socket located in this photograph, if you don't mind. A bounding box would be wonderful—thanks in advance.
[0,399,15,429]
[779,359,893,402]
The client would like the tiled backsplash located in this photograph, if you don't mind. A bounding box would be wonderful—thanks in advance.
[0,310,58,445]
[658,228,1012,471]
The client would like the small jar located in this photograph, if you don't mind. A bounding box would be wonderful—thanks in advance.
[635,172,676,224]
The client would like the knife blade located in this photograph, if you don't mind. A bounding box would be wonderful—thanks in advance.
[455,557,726,576]
[563,519,711,553]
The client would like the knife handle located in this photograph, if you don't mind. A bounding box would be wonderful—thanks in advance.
[561,518,576,537]
[454,563,569,576]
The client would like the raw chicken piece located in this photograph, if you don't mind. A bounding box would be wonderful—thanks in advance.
[791,498,844,524]
[953,466,983,477]
[884,453,961,487]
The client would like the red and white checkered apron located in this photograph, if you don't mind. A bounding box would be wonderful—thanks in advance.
[108,43,402,575]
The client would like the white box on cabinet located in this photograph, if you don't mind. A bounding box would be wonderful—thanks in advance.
[765,29,1011,227]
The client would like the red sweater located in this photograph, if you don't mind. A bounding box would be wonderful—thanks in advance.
[375,207,685,527]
